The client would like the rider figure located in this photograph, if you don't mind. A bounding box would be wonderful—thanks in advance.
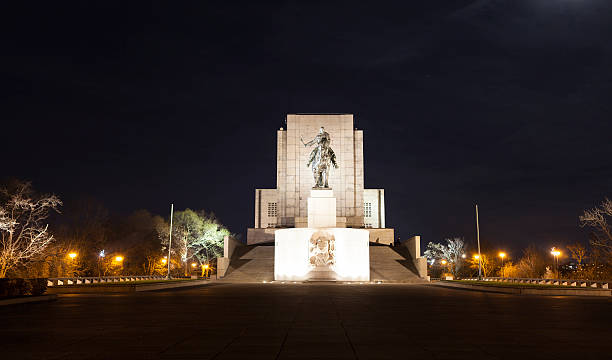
[301,127,338,188]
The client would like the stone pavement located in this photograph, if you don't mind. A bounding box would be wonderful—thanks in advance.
[1,283,610,359]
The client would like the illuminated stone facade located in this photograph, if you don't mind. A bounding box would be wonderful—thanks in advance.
[249,114,392,245]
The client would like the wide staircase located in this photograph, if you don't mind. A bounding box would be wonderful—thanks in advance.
[221,244,426,283]
[369,245,426,283]
[222,245,275,282]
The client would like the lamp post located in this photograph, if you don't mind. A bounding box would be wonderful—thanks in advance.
[98,250,105,277]
[166,203,174,280]
[551,248,561,278]
[499,252,506,278]
[475,204,482,280]
[114,255,124,276]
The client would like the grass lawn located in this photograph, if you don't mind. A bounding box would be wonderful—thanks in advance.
[448,280,608,290]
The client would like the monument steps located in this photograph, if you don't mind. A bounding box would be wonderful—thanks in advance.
[369,246,427,283]
[221,245,275,283]
[222,244,426,283]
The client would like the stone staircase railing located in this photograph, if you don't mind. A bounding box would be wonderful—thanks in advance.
[47,275,166,287]
[462,276,610,289]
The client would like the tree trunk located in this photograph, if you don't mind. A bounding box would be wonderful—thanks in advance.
[0,263,8,278]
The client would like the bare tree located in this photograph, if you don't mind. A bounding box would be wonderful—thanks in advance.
[469,254,493,277]
[567,242,587,269]
[0,181,62,277]
[515,244,546,278]
[424,238,466,276]
[579,198,612,260]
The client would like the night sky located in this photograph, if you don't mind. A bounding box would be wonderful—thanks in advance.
[2,1,611,255]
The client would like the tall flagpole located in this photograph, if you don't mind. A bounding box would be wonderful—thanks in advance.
[476,204,482,279]
[166,203,174,279]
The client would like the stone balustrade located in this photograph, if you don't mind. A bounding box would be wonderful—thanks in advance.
[461,277,610,289]
[47,275,165,287]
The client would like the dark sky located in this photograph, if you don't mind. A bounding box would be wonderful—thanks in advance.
[2,1,611,256]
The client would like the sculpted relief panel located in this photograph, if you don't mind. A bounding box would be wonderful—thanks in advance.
[309,230,335,269]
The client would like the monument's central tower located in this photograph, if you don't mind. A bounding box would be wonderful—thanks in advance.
[248,114,393,246]
[277,114,364,228]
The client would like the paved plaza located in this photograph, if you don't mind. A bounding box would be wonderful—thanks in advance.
[1,283,610,359]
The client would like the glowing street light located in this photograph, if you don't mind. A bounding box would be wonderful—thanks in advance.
[161,258,167,264]
[499,252,507,277]
[115,256,124,262]
[191,263,197,268]
[473,254,480,260]
[551,248,561,278]
[68,252,77,259]
[461,254,466,259]
[201,264,210,278]
[441,260,447,265]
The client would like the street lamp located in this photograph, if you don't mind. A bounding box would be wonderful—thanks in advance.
[115,256,124,262]
[161,258,167,264]
[441,260,447,265]
[191,263,197,268]
[551,248,561,278]
[201,264,210,278]
[97,250,105,277]
[473,254,480,260]
[499,252,506,278]
[68,252,77,259]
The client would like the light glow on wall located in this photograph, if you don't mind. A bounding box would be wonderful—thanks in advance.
[274,228,370,282]
[275,228,311,281]
[333,229,370,281]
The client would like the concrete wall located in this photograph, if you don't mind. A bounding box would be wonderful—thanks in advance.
[366,228,394,245]
[223,235,242,259]
[254,189,278,229]
[401,236,420,260]
[218,235,244,278]
[363,189,385,228]
[399,236,427,279]
[247,228,276,245]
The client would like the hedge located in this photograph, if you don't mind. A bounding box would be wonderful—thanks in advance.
[0,278,48,297]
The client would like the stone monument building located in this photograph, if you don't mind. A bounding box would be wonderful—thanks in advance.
[248,114,393,245]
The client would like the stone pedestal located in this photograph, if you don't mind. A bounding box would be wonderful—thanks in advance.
[274,188,369,282]
[307,189,336,228]
[275,228,370,281]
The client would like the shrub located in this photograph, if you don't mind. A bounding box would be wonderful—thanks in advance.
[30,278,48,295]
[0,278,47,297]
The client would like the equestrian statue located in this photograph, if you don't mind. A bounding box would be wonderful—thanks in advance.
[301,127,338,188]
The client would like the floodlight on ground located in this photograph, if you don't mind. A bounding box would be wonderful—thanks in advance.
[204,264,209,269]
[161,258,167,264]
